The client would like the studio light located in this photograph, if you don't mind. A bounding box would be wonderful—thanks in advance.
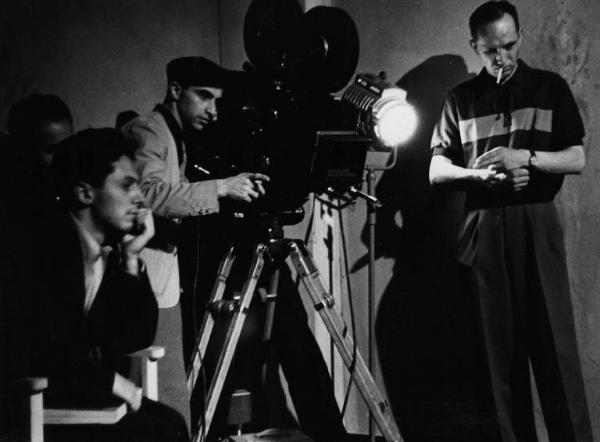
[373,89,418,147]
[342,73,417,149]
[340,72,418,442]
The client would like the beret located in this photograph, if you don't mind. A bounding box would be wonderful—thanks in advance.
[166,56,231,88]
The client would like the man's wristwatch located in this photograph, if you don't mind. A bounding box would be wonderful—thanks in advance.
[528,149,538,168]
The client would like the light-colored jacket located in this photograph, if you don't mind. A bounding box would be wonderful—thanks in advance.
[122,110,220,308]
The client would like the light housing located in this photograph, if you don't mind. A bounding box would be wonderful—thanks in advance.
[341,73,417,149]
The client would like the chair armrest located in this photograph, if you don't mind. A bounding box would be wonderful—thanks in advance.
[13,377,48,393]
[12,377,47,442]
[126,346,165,401]
[129,345,165,361]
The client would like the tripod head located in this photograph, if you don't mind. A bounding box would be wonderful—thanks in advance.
[229,206,303,240]
[227,206,305,263]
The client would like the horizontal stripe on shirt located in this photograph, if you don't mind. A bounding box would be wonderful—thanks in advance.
[458,107,552,146]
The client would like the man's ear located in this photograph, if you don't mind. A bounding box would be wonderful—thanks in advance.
[74,182,95,207]
[167,81,182,101]
[469,38,478,52]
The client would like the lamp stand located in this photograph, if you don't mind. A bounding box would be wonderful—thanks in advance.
[366,167,378,442]
[363,148,398,442]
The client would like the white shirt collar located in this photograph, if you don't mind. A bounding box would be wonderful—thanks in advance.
[70,214,112,264]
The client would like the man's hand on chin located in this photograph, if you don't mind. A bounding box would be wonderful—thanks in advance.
[121,208,155,275]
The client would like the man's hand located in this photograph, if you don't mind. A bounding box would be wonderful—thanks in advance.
[216,172,270,202]
[473,165,507,187]
[505,167,530,191]
[112,373,143,412]
[473,146,529,171]
[121,208,155,275]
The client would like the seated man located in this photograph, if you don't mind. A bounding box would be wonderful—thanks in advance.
[1,94,74,370]
[0,94,74,322]
[30,128,189,441]
[0,94,74,439]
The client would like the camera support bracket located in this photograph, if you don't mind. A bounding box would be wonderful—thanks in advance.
[187,239,402,442]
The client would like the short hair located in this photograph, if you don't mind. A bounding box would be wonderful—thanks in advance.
[469,1,520,40]
[7,94,72,141]
[52,128,136,206]
[115,110,139,130]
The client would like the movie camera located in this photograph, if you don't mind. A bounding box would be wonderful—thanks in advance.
[187,0,416,228]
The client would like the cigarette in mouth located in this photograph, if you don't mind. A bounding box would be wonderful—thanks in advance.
[496,69,502,84]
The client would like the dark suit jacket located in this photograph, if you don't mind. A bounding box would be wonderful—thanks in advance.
[33,211,158,407]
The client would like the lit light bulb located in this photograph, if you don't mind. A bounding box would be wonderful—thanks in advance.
[341,77,418,148]
[374,101,418,147]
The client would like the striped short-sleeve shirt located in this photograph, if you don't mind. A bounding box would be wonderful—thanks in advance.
[431,60,584,209]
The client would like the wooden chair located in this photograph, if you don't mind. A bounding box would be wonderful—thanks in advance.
[13,346,165,442]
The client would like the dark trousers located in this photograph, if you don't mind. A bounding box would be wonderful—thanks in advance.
[46,398,189,442]
[464,203,592,442]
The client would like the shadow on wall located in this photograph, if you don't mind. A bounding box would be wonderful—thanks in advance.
[352,55,498,441]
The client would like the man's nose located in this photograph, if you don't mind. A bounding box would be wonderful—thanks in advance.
[132,185,145,205]
[207,100,218,121]
[496,49,507,64]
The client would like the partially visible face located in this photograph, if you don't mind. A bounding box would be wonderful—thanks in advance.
[91,156,144,236]
[470,13,522,81]
[176,86,223,131]
[36,119,73,167]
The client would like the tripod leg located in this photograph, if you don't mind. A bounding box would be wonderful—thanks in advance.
[262,268,279,343]
[288,240,402,442]
[193,243,267,442]
[261,268,279,384]
[187,245,237,392]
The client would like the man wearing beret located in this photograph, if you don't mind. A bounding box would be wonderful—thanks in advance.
[121,56,269,428]
[123,56,348,442]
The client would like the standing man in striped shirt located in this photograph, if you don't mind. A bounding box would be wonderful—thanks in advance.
[429,1,592,441]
